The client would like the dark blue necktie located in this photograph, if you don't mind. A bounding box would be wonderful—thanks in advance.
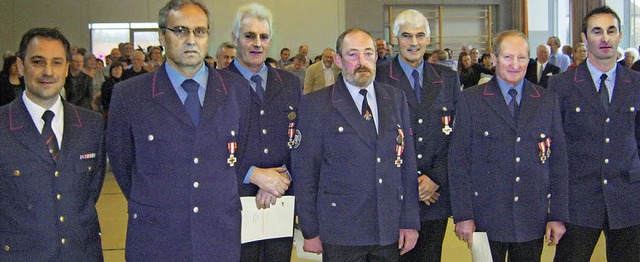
[599,74,609,112]
[359,89,377,138]
[251,74,265,101]
[42,110,60,161]
[508,88,519,119]
[412,69,421,103]
[181,79,201,126]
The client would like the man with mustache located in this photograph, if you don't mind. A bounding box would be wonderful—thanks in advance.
[0,27,105,261]
[293,28,419,261]
[226,3,301,261]
[550,6,640,261]
[106,0,250,260]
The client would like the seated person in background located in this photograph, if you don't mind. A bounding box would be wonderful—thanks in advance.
[284,53,307,84]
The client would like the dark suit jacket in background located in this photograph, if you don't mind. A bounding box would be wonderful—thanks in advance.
[292,76,420,246]
[525,59,561,88]
[0,97,105,261]
[448,77,569,243]
[106,64,250,261]
[549,62,640,230]
[376,56,460,221]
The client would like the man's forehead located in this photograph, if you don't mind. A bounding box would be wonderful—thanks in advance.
[399,23,426,34]
[240,17,270,33]
[26,38,66,58]
[588,15,619,30]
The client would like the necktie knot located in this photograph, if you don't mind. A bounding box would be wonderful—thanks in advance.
[42,110,55,124]
[599,74,608,92]
[359,89,368,97]
[181,79,199,93]
[250,74,265,100]
[508,88,518,99]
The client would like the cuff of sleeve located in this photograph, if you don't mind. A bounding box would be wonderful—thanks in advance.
[243,166,255,184]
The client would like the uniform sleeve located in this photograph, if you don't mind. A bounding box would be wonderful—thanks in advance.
[548,93,569,222]
[447,92,475,223]
[106,83,134,199]
[291,95,323,239]
[398,92,420,230]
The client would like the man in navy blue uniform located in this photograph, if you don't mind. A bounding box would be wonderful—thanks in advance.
[376,10,460,262]
[0,28,105,261]
[551,6,640,262]
[448,30,569,261]
[225,3,301,262]
[106,0,250,260]
[293,28,420,261]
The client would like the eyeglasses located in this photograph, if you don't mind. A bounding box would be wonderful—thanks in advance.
[162,26,208,38]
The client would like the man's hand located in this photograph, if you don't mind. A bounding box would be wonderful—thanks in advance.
[545,221,566,246]
[455,220,475,248]
[255,189,277,209]
[418,175,440,205]
[249,167,290,197]
[398,229,419,255]
[303,237,323,254]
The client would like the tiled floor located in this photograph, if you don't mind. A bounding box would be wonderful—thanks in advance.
[97,171,607,261]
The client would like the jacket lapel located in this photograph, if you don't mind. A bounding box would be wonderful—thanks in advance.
[150,64,195,127]
[264,65,284,103]
[374,83,396,139]
[481,78,517,130]
[8,97,56,163]
[199,67,227,124]
[331,77,376,149]
[517,81,543,129]
[388,57,418,108]
[573,62,607,116]
[609,66,635,113]
[422,62,444,106]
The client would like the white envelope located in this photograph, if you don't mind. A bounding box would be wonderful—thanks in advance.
[240,196,295,244]
[471,232,493,262]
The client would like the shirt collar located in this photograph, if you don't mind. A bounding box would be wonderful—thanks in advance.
[165,61,208,89]
[22,92,64,134]
[586,57,617,88]
[233,59,268,82]
[496,76,524,104]
[398,56,424,81]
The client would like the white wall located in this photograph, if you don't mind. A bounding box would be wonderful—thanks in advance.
[0,0,345,60]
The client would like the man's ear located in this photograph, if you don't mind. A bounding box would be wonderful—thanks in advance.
[333,53,343,69]
[17,57,24,76]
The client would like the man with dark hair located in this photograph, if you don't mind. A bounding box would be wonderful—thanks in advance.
[376,9,461,262]
[293,27,420,260]
[106,0,250,260]
[551,6,640,262]
[448,30,569,261]
[64,53,93,109]
[277,47,292,69]
[227,3,301,261]
[0,27,105,261]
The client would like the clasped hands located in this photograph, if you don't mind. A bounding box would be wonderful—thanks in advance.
[250,167,290,209]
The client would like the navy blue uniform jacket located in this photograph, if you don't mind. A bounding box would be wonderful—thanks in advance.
[106,64,250,261]
[292,76,420,246]
[448,78,569,242]
[549,62,640,229]
[227,62,301,197]
[0,97,105,261]
[376,56,460,221]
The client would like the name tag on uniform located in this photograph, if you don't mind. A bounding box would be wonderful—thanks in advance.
[79,153,96,160]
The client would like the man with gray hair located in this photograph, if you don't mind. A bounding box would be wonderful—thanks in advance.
[215,41,236,69]
[376,9,461,261]
[226,3,301,261]
[525,44,560,88]
[106,0,250,260]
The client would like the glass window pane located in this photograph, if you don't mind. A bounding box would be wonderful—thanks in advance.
[91,29,129,62]
[133,31,161,53]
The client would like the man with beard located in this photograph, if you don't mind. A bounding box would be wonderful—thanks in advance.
[293,28,419,261]
[106,0,250,260]
[375,9,460,262]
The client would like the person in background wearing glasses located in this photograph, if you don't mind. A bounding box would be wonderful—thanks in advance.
[225,3,301,261]
[106,0,250,260]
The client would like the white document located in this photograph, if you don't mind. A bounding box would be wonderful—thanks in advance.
[471,232,493,262]
[240,196,295,244]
